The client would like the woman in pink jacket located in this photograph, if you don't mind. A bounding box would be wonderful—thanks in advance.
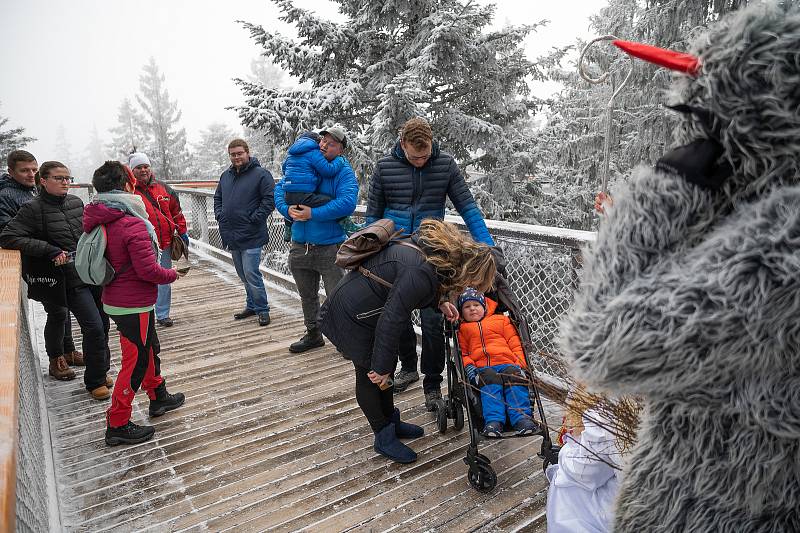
[84,161,186,446]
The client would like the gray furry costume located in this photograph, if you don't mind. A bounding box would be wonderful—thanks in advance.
[559,4,800,532]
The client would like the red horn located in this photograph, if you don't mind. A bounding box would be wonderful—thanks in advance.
[613,39,700,76]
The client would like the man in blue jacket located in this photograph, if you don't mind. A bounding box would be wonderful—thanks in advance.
[275,126,358,353]
[366,117,494,410]
[214,139,276,327]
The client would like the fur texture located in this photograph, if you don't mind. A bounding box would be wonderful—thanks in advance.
[559,4,800,532]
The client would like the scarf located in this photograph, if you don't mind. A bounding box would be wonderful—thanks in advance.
[93,191,160,261]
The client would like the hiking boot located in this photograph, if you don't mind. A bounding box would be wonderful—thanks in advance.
[514,416,542,437]
[49,356,76,381]
[391,408,424,439]
[105,421,155,446]
[482,421,504,438]
[258,313,271,327]
[424,389,443,412]
[105,375,114,388]
[90,385,111,400]
[392,369,419,394]
[62,350,85,366]
[234,309,256,320]
[149,382,185,417]
[289,330,325,353]
[157,317,174,327]
[374,423,417,463]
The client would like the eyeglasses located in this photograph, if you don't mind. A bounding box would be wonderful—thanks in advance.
[404,151,431,162]
[46,176,74,183]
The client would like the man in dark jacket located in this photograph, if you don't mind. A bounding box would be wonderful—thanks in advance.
[0,150,38,232]
[0,161,112,396]
[214,139,275,326]
[130,152,189,328]
[366,117,495,409]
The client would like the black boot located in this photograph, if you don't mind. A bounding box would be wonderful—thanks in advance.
[105,421,155,446]
[149,381,185,417]
[289,329,325,353]
[373,423,417,463]
[391,408,424,439]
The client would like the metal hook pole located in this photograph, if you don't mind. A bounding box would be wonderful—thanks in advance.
[578,35,635,193]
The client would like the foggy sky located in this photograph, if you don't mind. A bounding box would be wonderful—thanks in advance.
[0,0,597,167]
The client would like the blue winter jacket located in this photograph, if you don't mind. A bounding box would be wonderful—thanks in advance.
[282,133,345,194]
[366,141,494,246]
[275,157,358,245]
[213,157,275,250]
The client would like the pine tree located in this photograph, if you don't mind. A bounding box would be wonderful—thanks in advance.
[53,124,73,165]
[0,102,36,165]
[532,0,749,229]
[108,97,149,162]
[136,58,190,180]
[189,122,238,180]
[233,0,547,201]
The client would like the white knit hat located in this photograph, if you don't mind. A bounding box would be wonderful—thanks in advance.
[128,152,151,169]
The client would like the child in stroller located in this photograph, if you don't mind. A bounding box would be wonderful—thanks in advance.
[456,288,542,437]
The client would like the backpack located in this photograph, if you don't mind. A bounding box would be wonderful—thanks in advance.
[75,225,118,286]
[335,219,424,288]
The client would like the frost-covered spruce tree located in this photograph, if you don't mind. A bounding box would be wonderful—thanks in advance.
[535,0,749,230]
[234,0,546,208]
[0,102,36,164]
[189,122,238,180]
[108,97,149,162]
[136,58,190,181]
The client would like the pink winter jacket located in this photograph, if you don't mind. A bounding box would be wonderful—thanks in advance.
[83,201,177,308]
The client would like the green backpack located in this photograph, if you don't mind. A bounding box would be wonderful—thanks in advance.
[75,225,118,286]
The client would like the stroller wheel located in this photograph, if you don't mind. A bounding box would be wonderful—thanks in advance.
[437,402,448,434]
[467,463,497,493]
[453,403,464,431]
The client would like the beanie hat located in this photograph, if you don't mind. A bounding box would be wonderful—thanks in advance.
[457,287,486,313]
[128,152,151,169]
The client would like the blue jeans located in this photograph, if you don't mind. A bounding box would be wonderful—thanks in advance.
[477,364,532,426]
[231,247,269,314]
[155,250,172,320]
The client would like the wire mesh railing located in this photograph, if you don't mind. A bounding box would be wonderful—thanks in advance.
[174,187,595,381]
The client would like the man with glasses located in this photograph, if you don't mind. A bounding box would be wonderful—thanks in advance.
[366,117,494,410]
[129,152,189,328]
[214,139,275,327]
[275,126,358,353]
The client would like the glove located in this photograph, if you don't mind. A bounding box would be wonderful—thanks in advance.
[180,233,189,246]
[465,365,478,385]
[655,138,733,190]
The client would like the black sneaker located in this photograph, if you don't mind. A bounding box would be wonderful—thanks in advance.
[258,313,271,326]
[482,421,504,438]
[289,330,325,353]
[514,417,542,436]
[105,421,155,446]
[424,389,443,412]
[149,383,186,417]
[234,309,256,320]
[157,317,174,327]
[393,369,419,394]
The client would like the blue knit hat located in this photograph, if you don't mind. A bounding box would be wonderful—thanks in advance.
[457,287,486,312]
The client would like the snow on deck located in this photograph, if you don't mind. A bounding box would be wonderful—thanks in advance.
[40,258,556,532]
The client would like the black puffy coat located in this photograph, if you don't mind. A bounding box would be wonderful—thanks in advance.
[0,190,86,290]
[0,173,36,232]
[365,141,494,245]
[319,241,440,375]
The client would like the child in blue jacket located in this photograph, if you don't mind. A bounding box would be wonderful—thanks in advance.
[282,132,354,240]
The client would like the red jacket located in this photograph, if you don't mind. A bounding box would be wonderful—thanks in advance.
[134,179,187,250]
[457,297,527,369]
[83,201,177,308]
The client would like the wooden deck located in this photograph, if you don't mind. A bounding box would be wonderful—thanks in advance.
[39,258,554,532]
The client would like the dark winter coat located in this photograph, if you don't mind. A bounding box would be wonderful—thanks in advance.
[318,241,439,375]
[213,157,275,250]
[0,172,36,232]
[82,202,177,308]
[281,133,345,193]
[366,140,494,246]
[134,178,188,250]
[0,190,86,291]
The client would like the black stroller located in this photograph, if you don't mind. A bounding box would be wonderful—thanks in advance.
[431,273,561,493]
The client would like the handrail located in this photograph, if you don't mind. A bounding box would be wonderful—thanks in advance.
[0,250,21,533]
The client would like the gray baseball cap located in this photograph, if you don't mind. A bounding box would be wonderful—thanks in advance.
[319,125,348,148]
